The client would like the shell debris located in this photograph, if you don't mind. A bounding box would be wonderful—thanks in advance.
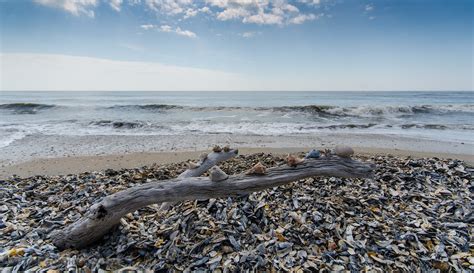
[199,153,208,162]
[305,149,321,159]
[246,162,267,175]
[0,153,472,271]
[209,166,228,182]
[212,145,222,153]
[334,145,354,158]
[286,154,304,167]
[186,161,200,169]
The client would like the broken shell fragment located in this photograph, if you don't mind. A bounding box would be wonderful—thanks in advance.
[209,166,228,182]
[334,145,354,158]
[305,149,321,159]
[199,153,208,162]
[212,145,222,153]
[286,154,305,167]
[223,145,231,152]
[246,162,267,175]
[187,161,200,169]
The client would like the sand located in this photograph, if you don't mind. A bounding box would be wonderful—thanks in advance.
[1,132,472,179]
[1,145,473,179]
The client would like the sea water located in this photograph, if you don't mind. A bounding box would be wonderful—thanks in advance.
[1,91,473,148]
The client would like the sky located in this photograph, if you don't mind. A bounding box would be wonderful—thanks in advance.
[0,0,472,91]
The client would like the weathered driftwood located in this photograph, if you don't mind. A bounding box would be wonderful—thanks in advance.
[178,148,239,179]
[159,148,239,210]
[51,156,373,249]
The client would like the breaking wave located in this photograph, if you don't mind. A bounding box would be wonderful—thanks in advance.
[89,120,147,129]
[106,103,474,118]
[108,104,184,111]
[0,103,56,114]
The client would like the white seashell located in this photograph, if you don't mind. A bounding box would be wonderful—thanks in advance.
[187,161,200,169]
[209,166,228,182]
[334,145,354,158]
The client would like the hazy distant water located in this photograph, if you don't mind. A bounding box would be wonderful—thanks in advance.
[1,91,473,148]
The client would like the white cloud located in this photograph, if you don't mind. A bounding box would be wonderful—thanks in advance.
[159,24,173,32]
[145,0,192,15]
[109,0,123,11]
[34,0,98,17]
[140,24,156,30]
[35,0,329,26]
[288,13,317,24]
[199,6,211,13]
[298,0,320,5]
[119,43,145,52]
[0,53,248,91]
[209,0,320,25]
[365,4,374,12]
[2,53,469,91]
[184,8,198,19]
[157,25,197,38]
[217,7,250,21]
[175,27,197,38]
[283,4,299,13]
[243,12,283,25]
[240,31,259,38]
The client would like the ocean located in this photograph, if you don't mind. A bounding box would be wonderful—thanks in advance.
[1,91,473,148]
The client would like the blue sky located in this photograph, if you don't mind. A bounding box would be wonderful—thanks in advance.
[0,0,472,91]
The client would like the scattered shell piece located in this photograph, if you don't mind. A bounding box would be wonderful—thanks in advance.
[187,161,200,169]
[246,162,267,175]
[199,153,208,162]
[212,145,222,153]
[286,154,304,167]
[334,145,354,158]
[305,149,321,159]
[223,145,231,152]
[209,166,228,182]
[322,149,332,157]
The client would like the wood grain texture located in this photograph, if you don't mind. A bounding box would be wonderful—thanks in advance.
[51,157,374,249]
[159,148,239,210]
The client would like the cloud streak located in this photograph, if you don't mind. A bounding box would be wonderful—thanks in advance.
[34,0,98,17]
[1,53,470,92]
[35,0,325,26]
[0,53,246,91]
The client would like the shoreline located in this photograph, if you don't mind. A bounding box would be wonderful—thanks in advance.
[1,146,472,179]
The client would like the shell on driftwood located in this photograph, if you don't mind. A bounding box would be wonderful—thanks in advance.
[246,162,267,175]
[209,166,228,182]
[186,161,200,169]
[305,149,321,159]
[334,145,354,158]
[199,153,208,162]
[212,145,222,153]
[286,154,305,167]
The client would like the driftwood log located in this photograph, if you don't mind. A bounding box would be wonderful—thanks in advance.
[51,155,373,249]
[159,148,239,210]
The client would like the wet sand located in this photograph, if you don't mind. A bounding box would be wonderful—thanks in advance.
[1,145,472,179]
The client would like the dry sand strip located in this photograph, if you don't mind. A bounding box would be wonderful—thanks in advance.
[1,147,472,179]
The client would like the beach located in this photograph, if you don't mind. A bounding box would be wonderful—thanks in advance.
[1,148,472,271]
[1,91,473,271]
[1,133,473,179]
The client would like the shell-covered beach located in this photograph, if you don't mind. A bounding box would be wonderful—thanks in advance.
[1,153,472,272]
